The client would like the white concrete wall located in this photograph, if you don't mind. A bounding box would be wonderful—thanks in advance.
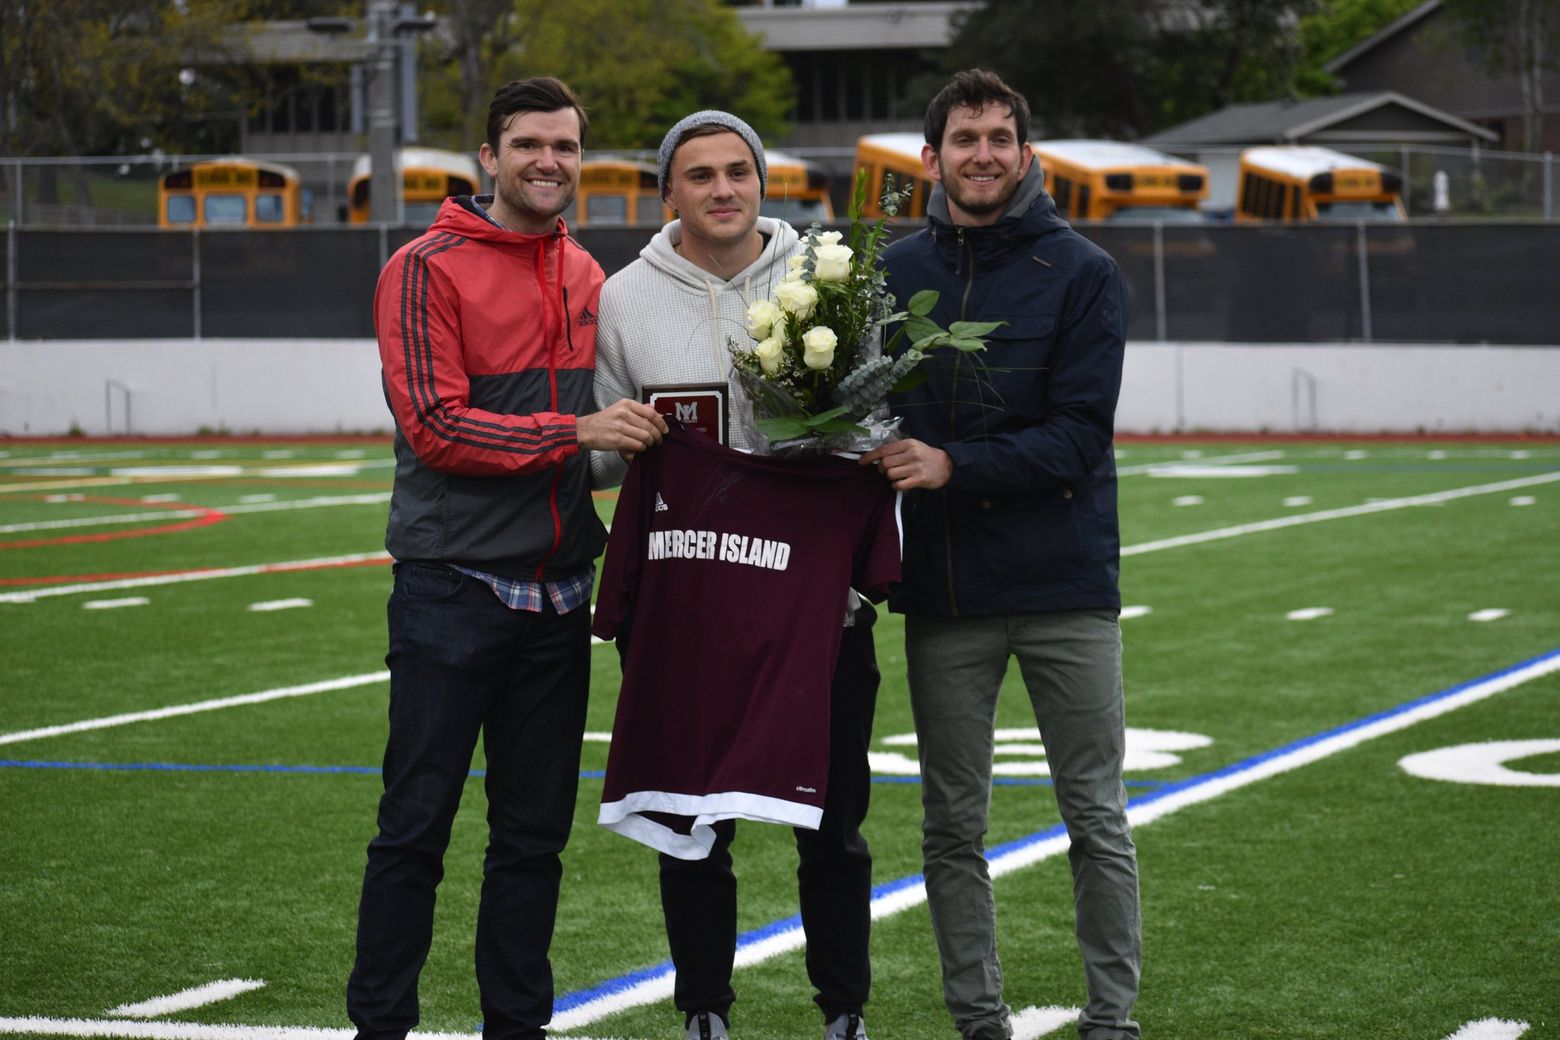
[2,338,1556,437]
[1118,342,1559,434]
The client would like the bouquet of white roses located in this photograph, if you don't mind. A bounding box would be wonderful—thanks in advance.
[729,174,1001,454]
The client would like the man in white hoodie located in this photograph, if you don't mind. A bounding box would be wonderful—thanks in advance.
[594,111,877,1040]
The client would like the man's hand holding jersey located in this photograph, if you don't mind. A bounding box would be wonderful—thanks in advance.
[577,399,668,460]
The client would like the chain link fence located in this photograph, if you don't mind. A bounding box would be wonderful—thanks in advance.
[4,219,1556,344]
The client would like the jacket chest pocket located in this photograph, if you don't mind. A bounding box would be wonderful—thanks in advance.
[960,312,1058,420]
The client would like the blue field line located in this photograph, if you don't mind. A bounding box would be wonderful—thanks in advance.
[551,645,1560,1022]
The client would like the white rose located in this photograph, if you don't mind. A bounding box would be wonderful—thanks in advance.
[812,243,853,282]
[801,326,837,370]
[774,278,819,320]
[745,299,783,341]
[816,230,844,246]
[754,336,785,375]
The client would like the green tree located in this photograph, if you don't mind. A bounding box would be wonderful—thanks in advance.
[928,0,1320,139]
[422,0,793,152]
[1441,0,1560,151]
[1295,0,1423,93]
[0,0,347,158]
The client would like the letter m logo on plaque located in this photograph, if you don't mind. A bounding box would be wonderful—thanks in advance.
[642,383,728,446]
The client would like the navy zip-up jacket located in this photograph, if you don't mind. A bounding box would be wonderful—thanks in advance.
[882,164,1128,617]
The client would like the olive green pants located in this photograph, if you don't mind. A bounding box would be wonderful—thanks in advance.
[906,609,1141,1040]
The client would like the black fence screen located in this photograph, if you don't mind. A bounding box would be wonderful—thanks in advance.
[4,222,1557,344]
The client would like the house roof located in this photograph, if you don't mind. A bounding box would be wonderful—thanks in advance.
[1324,0,1441,75]
[1142,90,1496,147]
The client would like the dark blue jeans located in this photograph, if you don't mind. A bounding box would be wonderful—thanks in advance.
[347,562,591,1040]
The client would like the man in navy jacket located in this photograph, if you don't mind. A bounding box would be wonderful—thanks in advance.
[861,69,1140,1040]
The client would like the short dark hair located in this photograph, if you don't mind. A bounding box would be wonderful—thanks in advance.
[923,68,1031,151]
[486,76,589,153]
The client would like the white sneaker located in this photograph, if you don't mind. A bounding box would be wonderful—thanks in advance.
[685,1010,729,1040]
[824,1012,868,1040]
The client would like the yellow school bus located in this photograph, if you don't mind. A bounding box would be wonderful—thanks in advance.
[762,149,835,224]
[1236,146,1405,223]
[347,147,482,225]
[158,158,307,228]
[1032,140,1209,222]
[571,157,664,227]
[852,133,935,219]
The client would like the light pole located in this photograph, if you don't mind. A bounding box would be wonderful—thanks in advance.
[308,2,436,224]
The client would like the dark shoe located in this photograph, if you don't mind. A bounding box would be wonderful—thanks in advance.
[825,1011,868,1039]
[685,1010,729,1040]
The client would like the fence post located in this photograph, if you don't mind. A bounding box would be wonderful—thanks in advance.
[1400,145,1410,217]
[192,228,202,341]
[1153,221,1167,341]
[6,220,16,341]
[1356,221,1373,343]
[1546,152,1554,221]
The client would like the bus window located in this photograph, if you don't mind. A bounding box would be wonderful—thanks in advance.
[1030,140,1209,222]
[254,194,286,223]
[158,158,304,229]
[575,158,663,227]
[587,194,630,225]
[165,195,196,225]
[348,147,482,225]
[204,195,250,225]
[1236,146,1405,223]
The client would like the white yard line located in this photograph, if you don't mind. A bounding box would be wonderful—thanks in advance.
[0,673,389,747]
[109,981,266,1019]
[1122,471,1560,557]
[0,552,391,605]
[0,1021,480,1040]
[1444,1019,1530,1040]
[1116,449,1287,476]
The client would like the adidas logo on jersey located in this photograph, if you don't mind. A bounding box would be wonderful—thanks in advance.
[655,492,669,512]
[576,305,597,327]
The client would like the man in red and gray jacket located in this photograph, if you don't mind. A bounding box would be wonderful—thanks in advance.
[347,76,666,1040]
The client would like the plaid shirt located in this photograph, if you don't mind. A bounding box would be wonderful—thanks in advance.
[452,565,594,615]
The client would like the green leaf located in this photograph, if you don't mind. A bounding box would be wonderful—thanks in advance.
[949,320,1006,337]
[907,290,940,316]
[812,417,870,436]
[949,337,988,351]
[803,405,852,428]
[756,416,812,441]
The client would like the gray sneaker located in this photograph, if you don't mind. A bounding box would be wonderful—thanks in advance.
[824,1012,868,1040]
[685,1010,729,1040]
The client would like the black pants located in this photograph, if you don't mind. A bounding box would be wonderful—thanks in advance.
[651,601,880,1024]
[347,564,591,1040]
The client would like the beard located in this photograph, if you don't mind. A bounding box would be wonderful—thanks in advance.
[495,173,576,225]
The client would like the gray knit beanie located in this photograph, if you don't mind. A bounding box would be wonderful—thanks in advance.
[657,110,768,201]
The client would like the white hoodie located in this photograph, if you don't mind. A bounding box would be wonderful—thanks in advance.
[592,215,802,488]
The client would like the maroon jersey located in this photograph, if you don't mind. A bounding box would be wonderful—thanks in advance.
[593,427,901,859]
